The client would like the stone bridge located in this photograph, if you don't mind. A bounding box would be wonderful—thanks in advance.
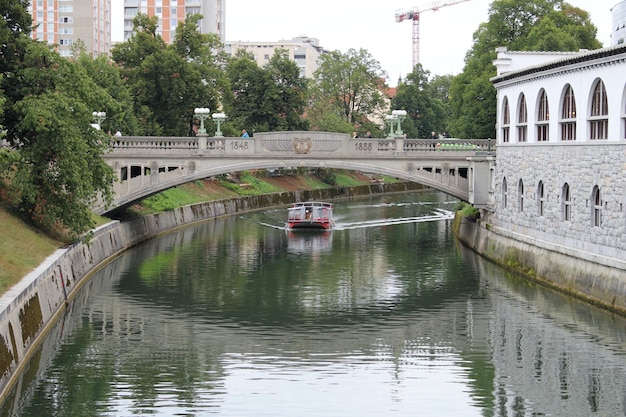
[95,131,496,215]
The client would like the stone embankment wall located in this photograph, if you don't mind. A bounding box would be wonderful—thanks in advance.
[0,182,422,400]
[453,213,626,316]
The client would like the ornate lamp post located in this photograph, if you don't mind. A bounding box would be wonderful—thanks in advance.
[91,111,106,130]
[385,114,398,138]
[194,107,211,134]
[212,112,226,137]
[392,109,407,137]
[194,107,210,154]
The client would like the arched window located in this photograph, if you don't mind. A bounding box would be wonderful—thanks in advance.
[517,94,527,143]
[502,177,508,209]
[518,179,524,213]
[537,89,549,141]
[537,181,545,216]
[501,97,510,143]
[591,185,602,226]
[622,85,626,140]
[561,84,576,141]
[589,80,608,140]
[562,183,571,221]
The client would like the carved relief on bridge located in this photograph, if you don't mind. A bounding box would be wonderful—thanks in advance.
[262,136,342,154]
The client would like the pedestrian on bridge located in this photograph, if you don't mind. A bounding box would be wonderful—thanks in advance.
[241,129,250,138]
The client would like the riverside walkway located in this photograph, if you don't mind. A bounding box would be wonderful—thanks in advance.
[96,131,495,214]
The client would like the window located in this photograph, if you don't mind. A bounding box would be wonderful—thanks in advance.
[560,84,576,141]
[591,186,602,226]
[502,96,510,143]
[537,89,549,142]
[60,16,73,23]
[502,177,508,209]
[562,183,571,221]
[517,94,527,142]
[518,179,524,213]
[537,181,545,216]
[622,86,626,140]
[589,80,608,140]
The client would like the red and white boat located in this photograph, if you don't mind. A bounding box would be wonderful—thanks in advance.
[286,202,335,230]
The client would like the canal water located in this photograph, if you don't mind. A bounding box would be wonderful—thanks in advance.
[3,191,626,416]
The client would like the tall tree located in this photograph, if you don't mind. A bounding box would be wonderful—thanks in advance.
[448,0,601,139]
[111,13,220,136]
[310,48,387,128]
[3,42,116,240]
[265,49,309,131]
[76,53,138,135]
[392,65,447,138]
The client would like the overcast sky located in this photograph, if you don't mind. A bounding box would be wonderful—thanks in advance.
[112,0,614,85]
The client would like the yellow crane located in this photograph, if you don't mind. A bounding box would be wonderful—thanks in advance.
[395,0,471,69]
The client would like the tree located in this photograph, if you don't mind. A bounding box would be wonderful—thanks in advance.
[3,42,116,240]
[76,53,138,135]
[265,49,309,131]
[448,0,601,139]
[392,65,447,138]
[224,48,308,133]
[112,13,221,136]
[310,48,387,129]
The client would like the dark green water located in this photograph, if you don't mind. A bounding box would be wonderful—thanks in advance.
[4,191,626,416]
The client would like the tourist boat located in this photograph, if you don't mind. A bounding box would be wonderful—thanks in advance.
[286,202,335,230]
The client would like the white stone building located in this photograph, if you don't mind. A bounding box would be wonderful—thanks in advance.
[489,44,626,274]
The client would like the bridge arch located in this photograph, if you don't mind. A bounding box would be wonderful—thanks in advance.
[96,132,495,215]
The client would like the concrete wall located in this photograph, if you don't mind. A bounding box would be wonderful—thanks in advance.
[453,213,626,315]
[0,182,423,401]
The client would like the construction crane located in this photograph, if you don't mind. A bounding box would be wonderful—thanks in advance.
[395,0,471,69]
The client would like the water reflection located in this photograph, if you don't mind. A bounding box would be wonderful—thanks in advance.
[286,230,333,254]
[3,192,626,416]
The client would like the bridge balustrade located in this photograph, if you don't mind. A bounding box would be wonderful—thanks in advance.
[108,135,493,155]
[97,132,495,214]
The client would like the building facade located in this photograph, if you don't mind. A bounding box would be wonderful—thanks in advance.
[29,0,112,57]
[123,0,225,44]
[224,36,326,79]
[488,44,626,285]
[613,0,626,45]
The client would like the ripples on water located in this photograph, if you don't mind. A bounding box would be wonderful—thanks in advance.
[5,192,626,416]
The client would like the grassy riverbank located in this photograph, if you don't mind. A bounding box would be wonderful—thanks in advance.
[0,170,390,295]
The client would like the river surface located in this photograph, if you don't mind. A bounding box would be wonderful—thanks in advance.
[4,191,626,416]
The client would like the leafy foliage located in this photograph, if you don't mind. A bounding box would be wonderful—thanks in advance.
[1,40,115,240]
[448,0,601,139]
[111,13,223,136]
[225,49,308,133]
[309,48,387,130]
[392,65,447,138]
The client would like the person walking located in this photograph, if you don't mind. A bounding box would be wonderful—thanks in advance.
[241,129,250,138]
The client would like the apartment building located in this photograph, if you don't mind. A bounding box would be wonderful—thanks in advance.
[29,0,112,57]
[613,0,626,45]
[224,36,326,79]
[123,0,225,44]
